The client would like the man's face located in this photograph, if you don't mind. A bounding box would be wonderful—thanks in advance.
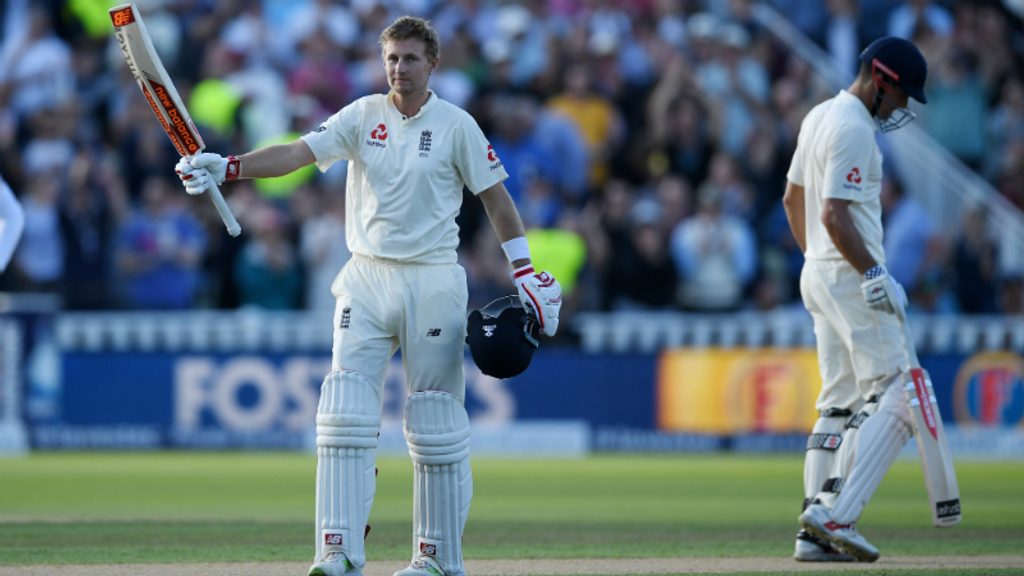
[876,81,910,119]
[383,38,435,96]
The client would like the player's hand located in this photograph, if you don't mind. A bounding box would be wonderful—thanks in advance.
[174,157,212,196]
[860,265,907,315]
[513,265,562,337]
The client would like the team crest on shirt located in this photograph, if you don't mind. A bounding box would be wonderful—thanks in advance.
[419,130,432,157]
[366,123,388,148]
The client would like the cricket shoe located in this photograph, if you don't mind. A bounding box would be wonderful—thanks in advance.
[393,555,446,576]
[794,529,855,562]
[799,503,879,563]
[309,551,360,576]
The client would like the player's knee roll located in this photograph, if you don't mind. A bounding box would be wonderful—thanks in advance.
[317,370,381,449]
[404,391,471,465]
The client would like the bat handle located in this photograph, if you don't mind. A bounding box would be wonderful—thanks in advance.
[206,180,241,237]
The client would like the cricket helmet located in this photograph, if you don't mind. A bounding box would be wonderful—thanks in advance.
[860,36,928,104]
[466,295,539,379]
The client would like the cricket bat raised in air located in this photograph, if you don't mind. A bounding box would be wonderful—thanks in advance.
[110,2,241,237]
[896,307,961,527]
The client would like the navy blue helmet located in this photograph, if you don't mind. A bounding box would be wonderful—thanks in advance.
[466,295,539,379]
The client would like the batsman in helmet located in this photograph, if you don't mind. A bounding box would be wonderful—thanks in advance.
[782,36,928,563]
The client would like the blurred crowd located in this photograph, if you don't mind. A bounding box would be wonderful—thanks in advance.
[1,0,1022,333]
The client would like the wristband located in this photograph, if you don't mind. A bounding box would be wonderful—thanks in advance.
[225,155,241,181]
[501,236,531,264]
[864,265,886,280]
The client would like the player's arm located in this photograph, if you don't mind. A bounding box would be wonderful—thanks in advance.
[176,140,316,193]
[478,183,529,267]
[0,177,25,272]
[233,140,317,179]
[782,181,806,253]
[477,182,562,337]
[821,198,875,275]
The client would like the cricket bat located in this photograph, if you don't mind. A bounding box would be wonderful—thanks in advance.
[110,2,241,237]
[896,307,961,527]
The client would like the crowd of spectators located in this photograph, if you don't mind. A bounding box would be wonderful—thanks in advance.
[1,0,1022,335]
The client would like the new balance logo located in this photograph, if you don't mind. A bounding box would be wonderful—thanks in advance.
[426,328,441,337]
[324,533,343,546]
[419,542,437,556]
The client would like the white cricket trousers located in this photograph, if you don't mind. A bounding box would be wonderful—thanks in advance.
[330,254,469,398]
[799,258,904,411]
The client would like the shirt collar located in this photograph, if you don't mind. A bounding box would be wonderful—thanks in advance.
[388,90,435,120]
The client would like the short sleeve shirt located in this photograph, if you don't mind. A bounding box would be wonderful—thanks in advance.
[302,91,508,264]
[787,90,885,264]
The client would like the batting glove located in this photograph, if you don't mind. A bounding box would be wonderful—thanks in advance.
[175,157,210,195]
[513,264,562,337]
[175,153,240,195]
[860,264,907,315]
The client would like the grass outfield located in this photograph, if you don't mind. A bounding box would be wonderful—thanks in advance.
[0,452,1022,574]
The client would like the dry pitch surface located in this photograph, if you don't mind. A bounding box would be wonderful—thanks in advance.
[3,556,1024,576]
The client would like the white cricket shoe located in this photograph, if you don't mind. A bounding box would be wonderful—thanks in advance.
[393,555,446,576]
[309,551,360,576]
[794,529,856,562]
[799,503,880,563]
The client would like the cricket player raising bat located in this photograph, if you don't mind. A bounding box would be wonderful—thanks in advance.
[783,36,937,563]
[175,16,561,576]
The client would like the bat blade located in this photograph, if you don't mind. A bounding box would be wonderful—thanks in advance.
[904,366,962,527]
[110,2,241,237]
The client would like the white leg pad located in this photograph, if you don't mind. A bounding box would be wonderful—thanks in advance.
[818,398,879,507]
[404,391,472,576]
[803,410,849,506]
[831,380,912,524]
[316,370,381,570]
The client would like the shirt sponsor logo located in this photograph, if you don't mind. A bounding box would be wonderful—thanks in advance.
[340,306,351,329]
[487,144,502,170]
[366,123,388,148]
[843,166,862,190]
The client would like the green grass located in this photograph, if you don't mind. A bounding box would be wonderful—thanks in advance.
[1,452,1022,571]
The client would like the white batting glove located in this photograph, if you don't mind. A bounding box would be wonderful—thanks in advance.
[175,153,240,195]
[860,264,907,315]
[513,264,562,337]
[174,157,211,195]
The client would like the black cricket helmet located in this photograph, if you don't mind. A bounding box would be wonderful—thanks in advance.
[466,295,539,379]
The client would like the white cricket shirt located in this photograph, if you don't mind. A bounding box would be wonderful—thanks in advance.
[302,91,508,264]
[787,90,885,264]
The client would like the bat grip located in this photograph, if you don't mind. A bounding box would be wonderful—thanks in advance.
[206,180,241,237]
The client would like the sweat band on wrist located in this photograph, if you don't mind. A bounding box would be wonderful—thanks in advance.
[501,237,531,264]
[864,265,885,280]
[225,155,241,181]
